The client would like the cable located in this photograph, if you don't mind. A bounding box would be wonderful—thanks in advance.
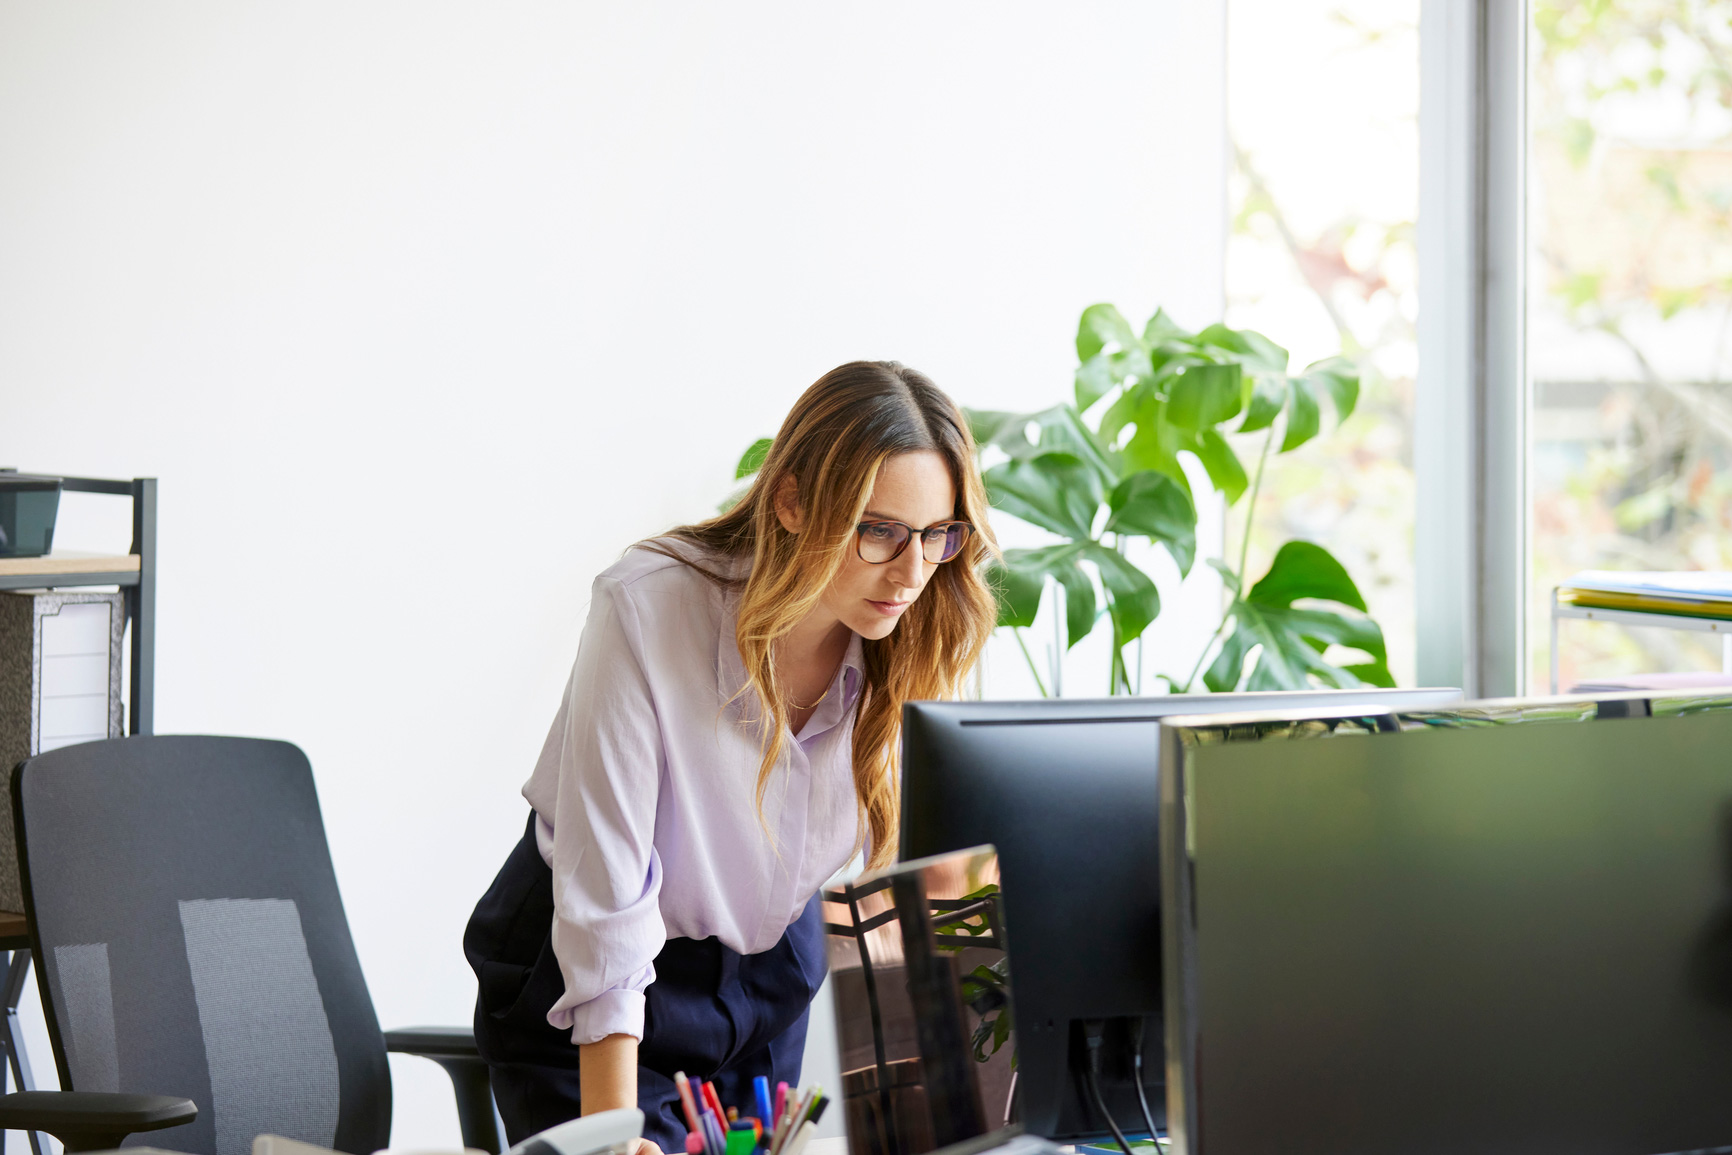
[1129,1017,1164,1153]
[1083,1020,1135,1155]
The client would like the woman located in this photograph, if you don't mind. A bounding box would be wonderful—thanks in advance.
[465,361,999,1154]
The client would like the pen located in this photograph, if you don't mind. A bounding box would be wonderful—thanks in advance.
[774,1082,788,1130]
[703,1108,726,1155]
[702,1081,726,1127]
[754,1075,773,1138]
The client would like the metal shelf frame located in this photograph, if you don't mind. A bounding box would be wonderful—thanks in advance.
[0,473,155,735]
[1549,587,1732,694]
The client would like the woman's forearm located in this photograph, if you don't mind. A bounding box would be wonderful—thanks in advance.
[579,1033,639,1114]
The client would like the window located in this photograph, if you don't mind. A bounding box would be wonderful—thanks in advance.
[1228,0,1420,684]
[1528,1,1732,688]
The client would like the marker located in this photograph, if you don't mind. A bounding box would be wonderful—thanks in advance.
[753,1076,774,1138]
[674,1072,703,1136]
[703,1108,727,1155]
[702,1081,726,1127]
[686,1134,705,1155]
[806,1097,828,1126]
[774,1083,789,1130]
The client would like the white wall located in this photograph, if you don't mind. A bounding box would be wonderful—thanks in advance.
[0,2,1224,1147]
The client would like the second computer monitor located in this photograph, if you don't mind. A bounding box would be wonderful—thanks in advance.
[898,687,1463,1143]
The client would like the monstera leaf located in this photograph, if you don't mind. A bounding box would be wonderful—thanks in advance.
[1204,541,1393,691]
[980,447,1193,669]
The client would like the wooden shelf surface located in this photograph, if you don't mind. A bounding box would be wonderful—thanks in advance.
[0,551,139,578]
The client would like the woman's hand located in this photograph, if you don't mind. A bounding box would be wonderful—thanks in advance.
[628,1140,666,1155]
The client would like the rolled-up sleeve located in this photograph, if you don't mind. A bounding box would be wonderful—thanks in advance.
[529,575,667,1045]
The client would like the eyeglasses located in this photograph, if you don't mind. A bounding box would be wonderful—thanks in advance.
[855,519,974,565]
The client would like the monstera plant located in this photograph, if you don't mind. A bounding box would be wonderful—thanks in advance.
[968,304,1393,694]
[726,303,1391,694]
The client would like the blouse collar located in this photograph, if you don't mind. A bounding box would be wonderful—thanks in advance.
[716,592,866,738]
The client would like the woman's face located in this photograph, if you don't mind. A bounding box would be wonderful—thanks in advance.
[822,449,958,641]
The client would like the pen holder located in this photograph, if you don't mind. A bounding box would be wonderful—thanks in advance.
[0,473,62,558]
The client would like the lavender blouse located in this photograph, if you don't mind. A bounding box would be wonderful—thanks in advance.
[522,543,864,1045]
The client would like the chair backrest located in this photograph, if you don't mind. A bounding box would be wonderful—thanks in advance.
[12,735,391,1155]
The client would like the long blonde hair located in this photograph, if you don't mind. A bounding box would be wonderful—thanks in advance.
[646,361,998,869]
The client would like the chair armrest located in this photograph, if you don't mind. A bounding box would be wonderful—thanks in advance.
[0,1090,197,1152]
[385,1025,479,1059]
[386,1025,500,1154]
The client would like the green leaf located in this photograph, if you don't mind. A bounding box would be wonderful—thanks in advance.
[1342,661,1397,688]
[1193,430,1249,503]
[1054,558,1099,650]
[1120,405,1197,497]
[1143,308,1189,346]
[1166,362,1244,429]
[983,453,1103,541]
[1203,623,1257,692]
[966,409,1021,448]
[1247,540,1367,611]
[999,545,1098,650]
[1279,374,1321,452]
[1237,371,1287,433]
[1194,323,1290,374]
[1085,543,1162,650]
[1208,601,1382,691]
[1301,356,1359,424]
[986,559,1045,629]
[974,405,1119,485]
[1076,303,1139,362]
[1104,471,1197,575]
[1074,347,1154,413]
[1074,356,1117,412]
[735,438,773,479]
[1204,541,1391,691]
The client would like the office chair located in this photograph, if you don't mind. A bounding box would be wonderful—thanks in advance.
[0,735,502,1154]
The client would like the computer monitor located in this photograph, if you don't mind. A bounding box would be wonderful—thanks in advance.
[898,687,1464,1144]
[824,844,1055,1155]
[1158,693,1732,1155]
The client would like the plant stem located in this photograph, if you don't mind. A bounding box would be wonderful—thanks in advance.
[1111,534,1130,696]
[1013,628,1050,698]
[1181,423,1278,692]
[1237,423,1276,586]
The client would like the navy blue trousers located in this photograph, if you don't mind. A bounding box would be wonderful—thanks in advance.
[466,815,828,1154]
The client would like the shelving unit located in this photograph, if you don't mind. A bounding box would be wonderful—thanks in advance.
[0,474,155,735]
[0,473,153,1154]
[1549,586,1732,693]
